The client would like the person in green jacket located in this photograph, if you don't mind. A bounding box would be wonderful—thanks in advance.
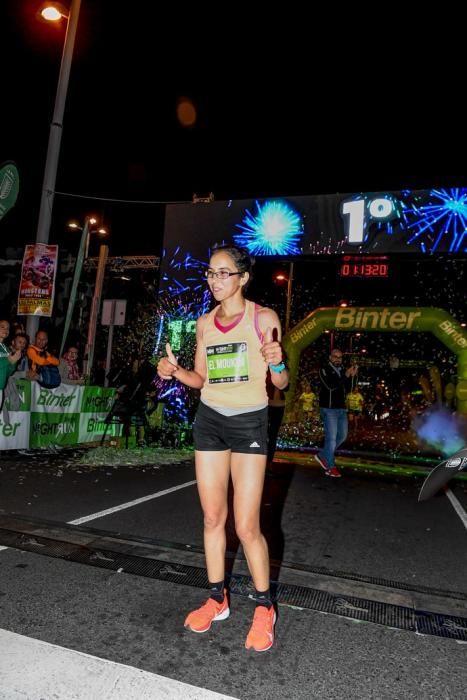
[0,320,22,410]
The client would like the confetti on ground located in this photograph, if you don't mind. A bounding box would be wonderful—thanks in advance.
[78,446,194,467]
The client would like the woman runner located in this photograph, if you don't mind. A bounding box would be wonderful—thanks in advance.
[157,245,288,652]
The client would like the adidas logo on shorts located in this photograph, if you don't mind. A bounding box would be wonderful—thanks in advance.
[249,441,260,448]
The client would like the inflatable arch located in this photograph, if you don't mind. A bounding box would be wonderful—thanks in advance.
[282,307,467,417]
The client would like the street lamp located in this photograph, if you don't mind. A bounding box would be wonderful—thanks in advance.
[68,218,108,260]
[26,0,82,342]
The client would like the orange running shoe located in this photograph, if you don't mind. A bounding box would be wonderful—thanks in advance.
[184,591,230,633]
[245,605,276,652]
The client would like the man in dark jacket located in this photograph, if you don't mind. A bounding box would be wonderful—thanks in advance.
[315,348,358,478]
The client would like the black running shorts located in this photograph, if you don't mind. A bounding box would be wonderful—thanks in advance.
[193,401,269,455]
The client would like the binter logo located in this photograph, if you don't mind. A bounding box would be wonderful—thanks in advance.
[439,320,467,348]
[87,418,107,433]
[0,419,21,437]
[336,308,421,330]
[291,318,317,344]
[37,389,77,408]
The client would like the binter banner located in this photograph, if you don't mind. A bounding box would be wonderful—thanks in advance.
[0,382,120,450]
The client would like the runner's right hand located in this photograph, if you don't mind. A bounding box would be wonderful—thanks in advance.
[157,343,179,380]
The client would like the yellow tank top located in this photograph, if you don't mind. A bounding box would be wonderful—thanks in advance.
[347,392,363,411]
[201,299,268,410]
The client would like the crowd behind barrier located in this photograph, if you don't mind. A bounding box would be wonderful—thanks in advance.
[0,379,120,450]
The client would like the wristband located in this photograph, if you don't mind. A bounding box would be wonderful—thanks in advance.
[269,362,286,373]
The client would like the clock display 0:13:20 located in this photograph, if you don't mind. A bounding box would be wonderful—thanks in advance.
[340,262,389,277]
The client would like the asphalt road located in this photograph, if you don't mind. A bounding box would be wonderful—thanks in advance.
[0,450,466,699]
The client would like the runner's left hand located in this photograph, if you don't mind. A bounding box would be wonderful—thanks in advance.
[261,327,282,366]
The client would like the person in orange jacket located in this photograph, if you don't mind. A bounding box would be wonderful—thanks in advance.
[27,330,61,388]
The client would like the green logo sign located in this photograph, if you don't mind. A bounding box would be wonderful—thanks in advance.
[0,162,19,221]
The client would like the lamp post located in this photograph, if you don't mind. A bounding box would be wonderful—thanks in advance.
[274,262,294,334]
[285,262,294,334]
[26,0,82,342]
[83,242,109,380]
[60,217,108,356]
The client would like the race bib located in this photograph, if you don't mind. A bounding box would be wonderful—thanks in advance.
[206,342,249,383]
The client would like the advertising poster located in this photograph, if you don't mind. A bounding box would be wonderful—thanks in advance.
[17,243,59,316]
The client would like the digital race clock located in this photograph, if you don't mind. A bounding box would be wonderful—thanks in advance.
[339,256,389,278]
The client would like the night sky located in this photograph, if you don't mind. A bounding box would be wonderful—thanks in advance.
[1,2,466,258]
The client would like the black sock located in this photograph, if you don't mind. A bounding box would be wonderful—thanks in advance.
[209,580,225,603]
[255,588,272,609]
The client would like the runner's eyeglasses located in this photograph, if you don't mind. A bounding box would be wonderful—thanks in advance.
[205,271,243,280]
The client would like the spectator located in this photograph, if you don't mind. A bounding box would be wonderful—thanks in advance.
[2,332,30,423]
[59,345,84,385]
[27,330,61,389]
[314,348,358,478]
[0,319,22,411]
[299,379,317,426]
[10,332,29,373]
[346,385,365,431]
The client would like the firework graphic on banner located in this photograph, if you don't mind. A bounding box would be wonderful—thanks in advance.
[159,245,207,296]
[234,200,303,255]
[402,188,467,253]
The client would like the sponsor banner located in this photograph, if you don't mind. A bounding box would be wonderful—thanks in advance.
[3,378,31,412]
[18,243,59,317]
[78,386,120,443]
[32,382,81,414]
[0,412,30,450]
[0,382,120,450]
[30,412,80,447]
[80,386,115,413]
[78,412,120,443]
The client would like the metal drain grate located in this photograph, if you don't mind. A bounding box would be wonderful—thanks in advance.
[1,526,467,642]
[283,563,467,600]
[4,513,465,603]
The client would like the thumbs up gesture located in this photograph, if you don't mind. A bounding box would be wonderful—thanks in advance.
[261,326,283,366]
[166,343,178,367]
[7,349,22,364]
[157,343,180,380]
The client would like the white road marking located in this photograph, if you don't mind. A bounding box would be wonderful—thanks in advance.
[0,480,196,554]
[444,487,467,531]
[68,480,197,525]
[0,628,239,700]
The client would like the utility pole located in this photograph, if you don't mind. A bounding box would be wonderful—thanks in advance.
[26,0,82,342]
[83,244,108,379]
